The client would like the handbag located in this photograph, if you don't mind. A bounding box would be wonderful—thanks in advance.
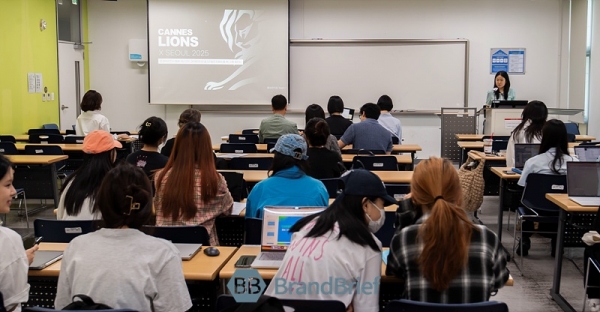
[458,156,485,212]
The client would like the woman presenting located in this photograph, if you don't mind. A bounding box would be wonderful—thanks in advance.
[486,71,515,105]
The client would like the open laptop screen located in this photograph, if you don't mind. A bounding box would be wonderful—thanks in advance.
[575,146,600,162]
[567,162,600,197]
[261,206,326,251]
[514,143,540,169]
[341,108,355,121]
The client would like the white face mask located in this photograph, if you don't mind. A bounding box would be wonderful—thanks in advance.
[366,200,386,233]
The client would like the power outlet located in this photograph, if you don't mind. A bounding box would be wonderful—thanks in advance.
[42,93,46,102]
[50,93,55,101]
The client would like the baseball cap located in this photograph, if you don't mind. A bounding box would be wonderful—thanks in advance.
[340,169,398,206]
[269,134,308,160]
[82,130,122,154]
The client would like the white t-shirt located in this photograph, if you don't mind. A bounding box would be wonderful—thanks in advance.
[0,226,29,312]
[55,228,192,312]
[56,181,101,220]
[264,219,381,312]
[76,110,110,136]
[506,121,541,168]
[518,148,578,186]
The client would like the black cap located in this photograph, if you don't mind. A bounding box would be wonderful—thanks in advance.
[340,169,399,206]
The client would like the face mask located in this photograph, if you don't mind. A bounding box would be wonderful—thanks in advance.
[366,200,386,233]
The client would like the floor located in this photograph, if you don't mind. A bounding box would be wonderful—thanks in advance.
[2,196,591,312]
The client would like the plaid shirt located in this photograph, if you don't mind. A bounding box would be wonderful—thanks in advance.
[154,169,233,246]
[386,215,510,303]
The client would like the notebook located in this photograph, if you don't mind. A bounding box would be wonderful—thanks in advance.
[574,146,600,162]
[29,251,63,270]
[567,162,600,206]
[173,243,202,260]
[514,143,540,169]
[251,206,326,269]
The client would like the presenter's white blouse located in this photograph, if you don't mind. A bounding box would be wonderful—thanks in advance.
[76,110,110,136]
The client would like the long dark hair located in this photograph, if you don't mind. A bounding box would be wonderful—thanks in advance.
[290,194,380,252]
[539,119,570,174]
[493,71,511,100]
[511,100,548,143]
[268,152,310,176]
[0,154,13,181]
[62,150,115,216]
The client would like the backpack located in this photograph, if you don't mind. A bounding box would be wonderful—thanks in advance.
[62,295,113,310]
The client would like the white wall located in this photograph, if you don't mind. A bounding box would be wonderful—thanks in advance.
[588,0,600,139]
[87,0,573,158]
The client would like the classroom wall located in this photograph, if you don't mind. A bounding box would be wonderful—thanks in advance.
[86,0,572,157]
[588,1,600,139]
[0,0,59,134]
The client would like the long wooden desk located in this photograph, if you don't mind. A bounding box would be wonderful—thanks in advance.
[213,143,421,154]
[216,153,413,165]
[219,170,413,184]
[456,134,596,142]
[6,155,68,164]
[467,150,506,162]
[490,167,520,243]
[544,194,598,312]
[15,143,84,152]
[459,141,581,150]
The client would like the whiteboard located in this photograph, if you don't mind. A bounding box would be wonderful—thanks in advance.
[289,41,467,112]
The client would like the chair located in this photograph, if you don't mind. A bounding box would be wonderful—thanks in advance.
[229,157,273,170]
[267,143,276,152]
[392,136,400,144]
[220,171,246,202]
[565,122,580,135]
[491,140,509,153]
[385,184,410,199]
[110,131,131,135]
[263,138,279,144]
[220,143,258,154]
[28,128,60,135]
[580,141,600,146]
[352,156,398,171]
[241,129,259,134]
[216,295,347,312]
[584,257,600,312]
[0,135,16,143]
[567,133,576,143]
[512,174,567,273]
[24,308,137,312]
[42,123,59,130]
[320,178,341,198]
[24,145,67,171]
[0,291,6,312]
[245,217,263,244]
[0,142,18,155]
[374,211,396,247]
[342,149,386,155]
[64,136,85,144]
[229,134,259,144]
[141,225,210,245]
[28,134,64,144]
[384,299,508,312]
[34,219,99,243]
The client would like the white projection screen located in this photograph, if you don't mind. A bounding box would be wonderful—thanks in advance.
[148,0,289,105]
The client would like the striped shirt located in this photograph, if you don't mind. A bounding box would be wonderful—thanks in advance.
[386,215,510,303]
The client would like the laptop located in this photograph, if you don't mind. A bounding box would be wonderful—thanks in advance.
[341,108,355,121]
[514,143,540,169]
[251,206,326,269]
[29,250,63,270]
[173,243,202,261]
[491,100,528,108]
[567,162,600,206]
[575,146,600,162]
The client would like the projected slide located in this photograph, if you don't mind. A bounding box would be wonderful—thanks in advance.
[148,0,289,105]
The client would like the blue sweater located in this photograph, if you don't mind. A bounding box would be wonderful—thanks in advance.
[245,166,329,219]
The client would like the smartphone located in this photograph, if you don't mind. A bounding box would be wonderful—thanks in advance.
[234,255,256,268]
[503,170,517,175]
[34,236,43,245]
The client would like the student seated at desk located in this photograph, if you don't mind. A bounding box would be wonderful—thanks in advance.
[57,130,121,220]
[506,100,547,167]
[325,95,352,137]
[245,134,328,219]
[0,154,38,312]
[265,169,397,312]
[304,104,341,156]
[154,122,233,246]
[305,117,343,179]
[516,119,577,256]
[76,90,110,136]
[126,116,169,179]
[386,157,509,303]
[160,108,201,157]
[377,95,402,143]
[258,94,298,143]
[55,163,192,311]
[338,103,393,154]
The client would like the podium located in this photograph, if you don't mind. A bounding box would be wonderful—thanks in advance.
[483,108,522,136]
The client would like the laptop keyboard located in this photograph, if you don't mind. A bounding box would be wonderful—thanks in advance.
[259,252,285,261]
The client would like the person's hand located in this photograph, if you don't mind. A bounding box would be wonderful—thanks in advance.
[404,193,412,199]
[26,244,39,265]
[116,134,130,140]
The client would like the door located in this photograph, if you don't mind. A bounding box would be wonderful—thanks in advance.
[58,42,84,132]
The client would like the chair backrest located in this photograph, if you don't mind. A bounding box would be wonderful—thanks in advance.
[352,156,398,171]
[567,133,576,142]
[587,257,600,288]
[229,157,273,170]
[64,136,86,144]
[385,184,410,199]
[482,135,510,141]
[392,136,400,144]
[220,171,246,201]
[491,140,508,152]
[374,211,396,247]
[521,173,567,213]
[385,299,508,312]
[320,178,341,198]
[0,135,16,143]
[0,142,18,155]
[565,122,580,135]
[141,225,210,245]
[24,308,137,312]
[110,131,130,135]
[34,219,99,243]
[220,143,258,154]
[28,134,64,144]
[42,123,59,130]
[245,217,263,244]
[267,143,276,152]
[263,138,279,144]
[241,129,259,134]
[229,134,259,144]
[28,128,60,135]
[24,145,64,156]
[216,295,346,312]
[342,149,386,155]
